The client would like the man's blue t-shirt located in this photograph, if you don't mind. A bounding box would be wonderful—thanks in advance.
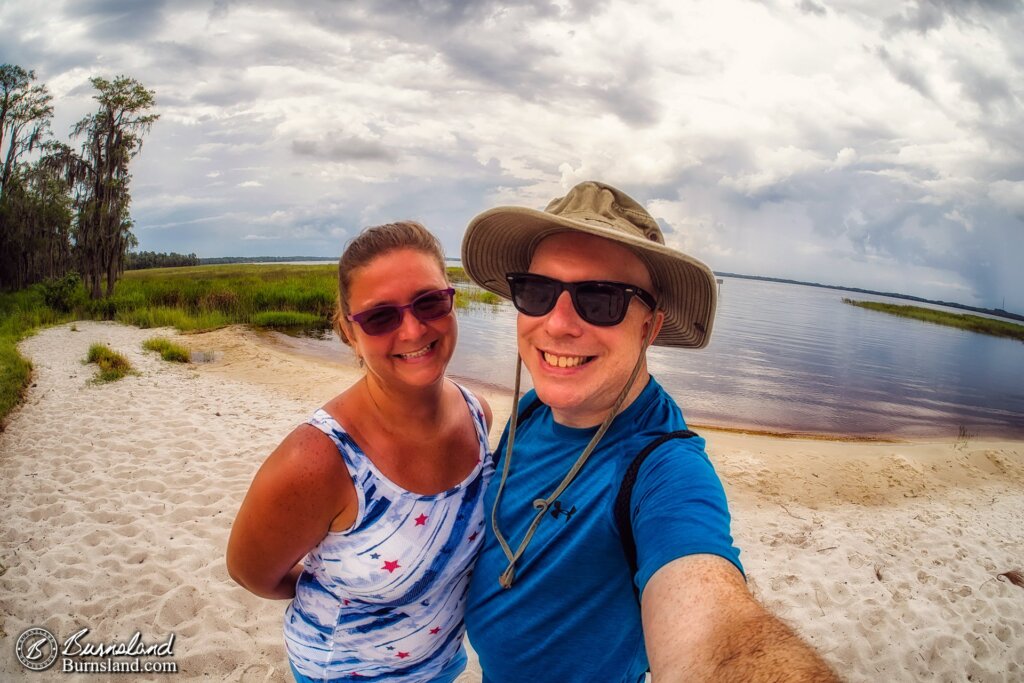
[465,377,742,683]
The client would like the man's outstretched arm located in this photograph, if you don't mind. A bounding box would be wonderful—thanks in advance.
[642,554,840,682]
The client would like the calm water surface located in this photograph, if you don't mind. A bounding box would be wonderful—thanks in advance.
[286,277,1024,438]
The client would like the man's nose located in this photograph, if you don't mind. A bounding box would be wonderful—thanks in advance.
[542,291,583,335]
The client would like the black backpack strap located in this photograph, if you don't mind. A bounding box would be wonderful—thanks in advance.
[614,430,698,600]
[517,397,544,424]
[494,396,544,461]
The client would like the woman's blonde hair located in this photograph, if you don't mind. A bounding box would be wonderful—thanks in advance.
[333,221,447,346]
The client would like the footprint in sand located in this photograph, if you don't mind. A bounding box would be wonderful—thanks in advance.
[769,574,800,591]
[154,584,202,631]
[135,479,168,494]
[112,522,142,539]
[26,503,66,523]
[187,490,224,508]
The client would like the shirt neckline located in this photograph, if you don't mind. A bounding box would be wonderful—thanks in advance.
[314,386,487,500]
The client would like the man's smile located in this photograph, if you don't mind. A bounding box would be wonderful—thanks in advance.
[541,350,595,369]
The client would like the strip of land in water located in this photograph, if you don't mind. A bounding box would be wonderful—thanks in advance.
[843,298,1024,342]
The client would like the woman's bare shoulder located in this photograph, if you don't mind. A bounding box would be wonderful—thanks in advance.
[449,380,493,431]
[265,421,349,488]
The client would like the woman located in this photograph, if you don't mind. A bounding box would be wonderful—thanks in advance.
[227,221,493,682]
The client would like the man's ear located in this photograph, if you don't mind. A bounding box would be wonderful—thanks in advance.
[642,310,665,342]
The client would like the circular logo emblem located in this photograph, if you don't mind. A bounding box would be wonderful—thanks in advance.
[16,627,59,671]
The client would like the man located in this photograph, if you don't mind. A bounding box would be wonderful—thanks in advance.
[460,181,838,682]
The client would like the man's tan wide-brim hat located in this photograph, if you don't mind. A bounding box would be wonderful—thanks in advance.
[461,180,717,348]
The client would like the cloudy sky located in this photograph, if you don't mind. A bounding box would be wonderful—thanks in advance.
[2,0,1022,310]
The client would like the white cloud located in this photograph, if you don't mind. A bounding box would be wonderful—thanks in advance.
[988,180,1024,214]
[835,147,857,167]
[944,208,974,232]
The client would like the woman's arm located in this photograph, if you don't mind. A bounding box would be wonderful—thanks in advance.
[226,424,354,600]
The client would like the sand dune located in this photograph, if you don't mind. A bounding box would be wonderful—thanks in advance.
[1,321,1021,681]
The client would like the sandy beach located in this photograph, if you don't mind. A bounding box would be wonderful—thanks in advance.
[1,320,1022,681]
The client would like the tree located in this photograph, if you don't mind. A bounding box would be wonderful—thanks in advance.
[63,76,158,298]
[0,161,74,289]
[0,64,53,198]
[0,65,59,290]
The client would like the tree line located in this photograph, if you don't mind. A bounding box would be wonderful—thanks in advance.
[0,64,158,297]
[125,250,199,270]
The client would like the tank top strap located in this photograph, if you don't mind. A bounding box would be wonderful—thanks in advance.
[306,408,370,480]
[451,382,491,463]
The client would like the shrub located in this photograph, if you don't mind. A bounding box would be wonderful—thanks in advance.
[84,297,118,319]
[86,344,134,382]
[40,273,85,313]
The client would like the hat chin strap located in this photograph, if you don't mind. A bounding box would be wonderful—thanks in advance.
[491,308,661,589]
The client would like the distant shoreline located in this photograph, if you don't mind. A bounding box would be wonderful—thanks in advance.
[715,271,1023,323]
[193,256,1022,322]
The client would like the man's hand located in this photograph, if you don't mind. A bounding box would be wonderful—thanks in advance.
[642,554,840,682]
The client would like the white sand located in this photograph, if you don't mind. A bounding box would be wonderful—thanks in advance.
[1,321,1021,681]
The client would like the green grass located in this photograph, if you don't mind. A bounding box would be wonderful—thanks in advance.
[455,287,503,307]
[251,311,326,329]
[116,306,232,331]
[142,337,191,363]
[114,263,338,329]
[446,265,470,283]
[0,286,77,428]
[86,343,134,382]
[843,299,1024,342]
[0,332,33,424]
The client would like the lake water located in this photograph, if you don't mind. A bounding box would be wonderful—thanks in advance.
[281,277,1024,439]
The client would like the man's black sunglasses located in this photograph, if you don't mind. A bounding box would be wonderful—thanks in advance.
[506,273,657,326]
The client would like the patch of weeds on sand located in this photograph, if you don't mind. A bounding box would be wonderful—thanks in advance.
[953,425,975,451]
[86,344,135,382]
[142,337,191,363]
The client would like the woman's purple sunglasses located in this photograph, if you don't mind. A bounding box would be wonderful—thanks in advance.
[346,288,456,336]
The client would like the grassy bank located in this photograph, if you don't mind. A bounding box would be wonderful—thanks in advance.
[0,286,76,426]
[0,264,503,427]
[843,299,1024,342]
